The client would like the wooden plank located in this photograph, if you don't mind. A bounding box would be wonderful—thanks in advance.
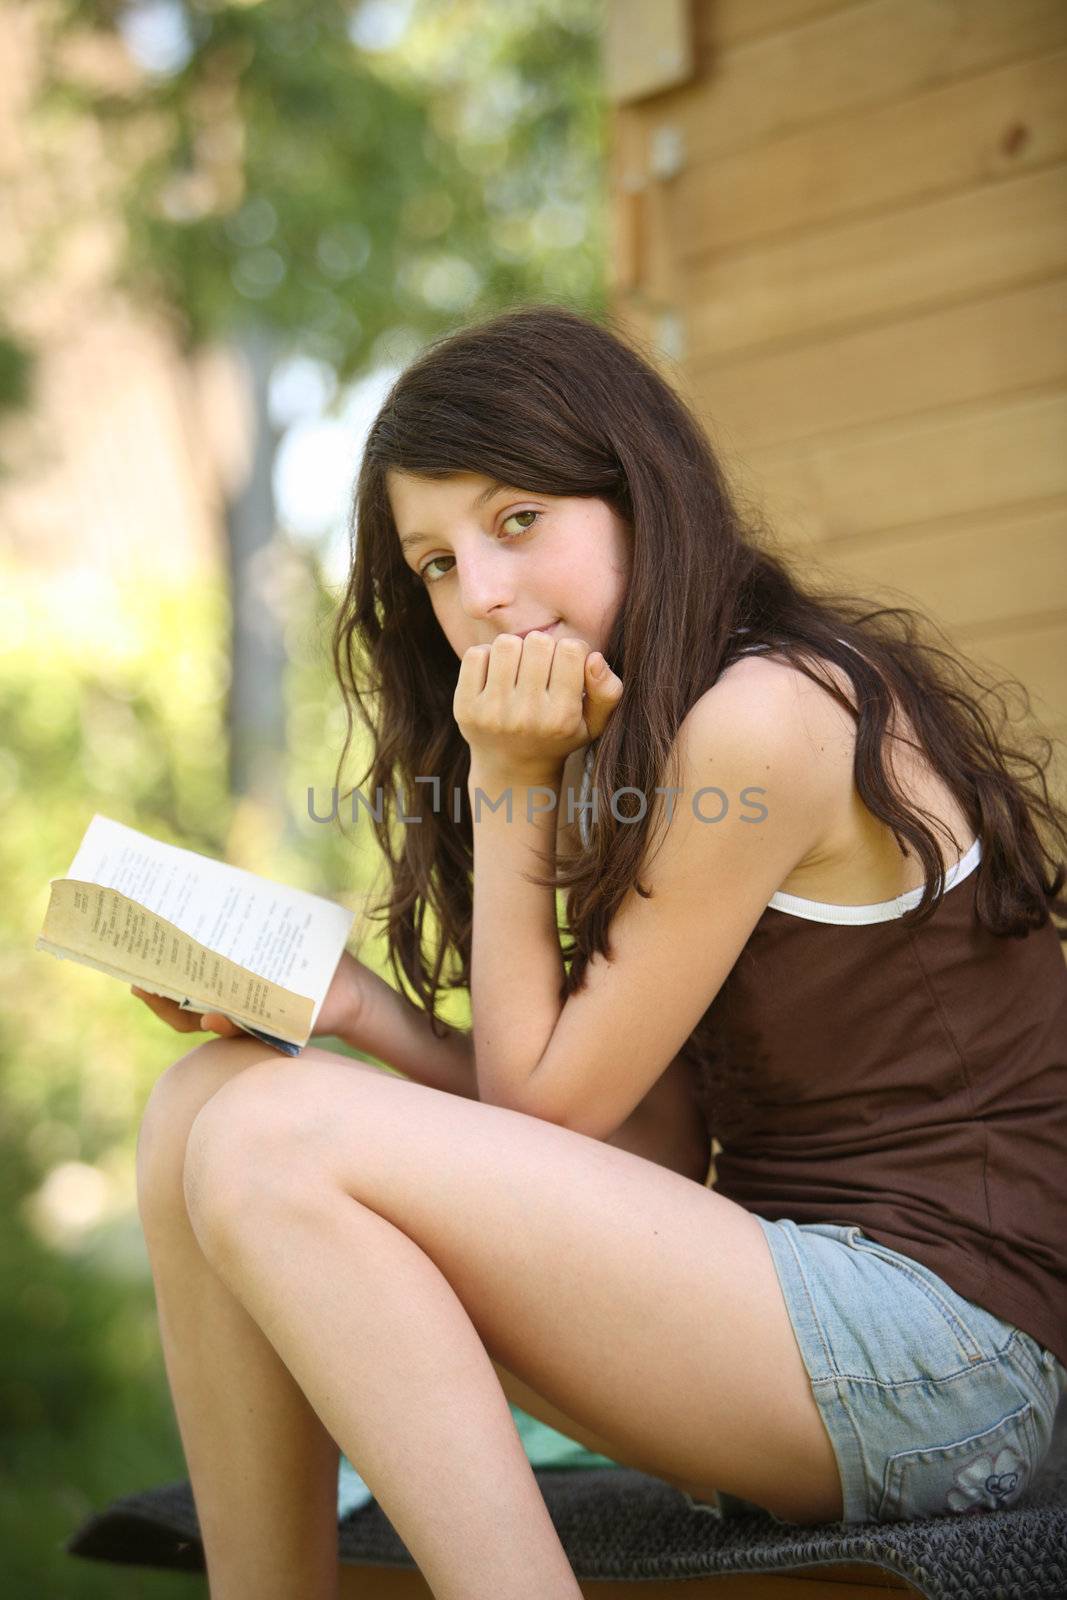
[705,0,858,50]
[738,392,1067,542]
[689,276,1067,452]
[787,1563,914,1588]
[950,614,1067,731]
[579,1577,920,1597]
[603,0,694,105]
[664,51,1067,261]
[800,550,1067,756]
[801,501,1067,635]
[609,186,642,295]
[1038,722,1067,806]
[627,0,1067,168]
[685,165,1067,362]
[337,1566,921,1597]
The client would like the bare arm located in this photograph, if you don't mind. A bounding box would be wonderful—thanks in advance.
[602,1052,711,1182]
[330,952,708,1175]
[331,952,708,1178]
[330,954,480,1101]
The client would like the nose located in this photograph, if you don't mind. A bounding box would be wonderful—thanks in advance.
[454,542,518,625]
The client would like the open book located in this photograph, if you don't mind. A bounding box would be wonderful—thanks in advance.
[35,815,356,1055]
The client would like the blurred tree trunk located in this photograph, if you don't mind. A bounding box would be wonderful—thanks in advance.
[224,322,287,815]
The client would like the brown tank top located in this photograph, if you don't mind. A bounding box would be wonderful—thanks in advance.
[692,836,1067,1370]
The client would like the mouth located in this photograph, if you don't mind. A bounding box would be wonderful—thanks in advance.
[515,620,561,639]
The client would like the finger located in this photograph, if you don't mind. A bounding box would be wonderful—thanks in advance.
[547,636,588,700]
[518,630,573,697]
[454,643,492,714]
[583,656,624,740]
[131,986,168,1014]
[484,633,530,692]
[586,653,623,695]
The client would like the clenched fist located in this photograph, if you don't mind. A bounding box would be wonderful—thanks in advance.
[454,630,623,782]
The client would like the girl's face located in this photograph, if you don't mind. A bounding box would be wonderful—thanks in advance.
[387,470,632,665]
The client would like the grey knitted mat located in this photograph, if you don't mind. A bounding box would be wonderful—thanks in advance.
[67,1405,1067,1599]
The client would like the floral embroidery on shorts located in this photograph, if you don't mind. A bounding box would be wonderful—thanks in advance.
[945,1443,1027,1514]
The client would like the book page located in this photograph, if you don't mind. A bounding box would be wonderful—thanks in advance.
[42,814,355,1040]
[37,880,315,1044]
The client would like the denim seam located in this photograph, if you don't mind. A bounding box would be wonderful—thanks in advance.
[778,1221,837,1378]
[775,1226,872,1521]
[817,1354,1006,1391]
[1005,1327,1043,1389]
[821,1383,873,1523]
[1000,1330,1057,1444]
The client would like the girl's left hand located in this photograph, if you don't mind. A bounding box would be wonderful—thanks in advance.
[454,630,624,779]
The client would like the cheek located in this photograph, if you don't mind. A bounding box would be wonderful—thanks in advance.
[426,599,465,659]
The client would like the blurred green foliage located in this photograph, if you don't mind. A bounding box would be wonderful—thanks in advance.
[0,325,34,420]
[5,1,605,1588]
[0,550,428,1594]
[39,0,606,368]
[0,563,226,1593]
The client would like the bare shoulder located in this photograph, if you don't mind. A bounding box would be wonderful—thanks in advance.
[684,649,858,768]
[675,650,857,866]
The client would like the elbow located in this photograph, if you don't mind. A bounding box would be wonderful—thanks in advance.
[476,1068,557,1122]
[513,1079,611,1141]
[503,1085,576,1131]
[483,1056,608,1139]
[488,1069,578,1132]
[476,1048,561,1124]
[560,1106,620,1142]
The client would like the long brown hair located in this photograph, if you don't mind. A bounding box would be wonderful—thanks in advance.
[331,302,1067,1031]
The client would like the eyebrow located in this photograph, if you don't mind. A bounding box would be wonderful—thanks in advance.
[398,480,515,555]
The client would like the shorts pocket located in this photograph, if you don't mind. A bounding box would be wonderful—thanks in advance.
[876,1396,1037,1522]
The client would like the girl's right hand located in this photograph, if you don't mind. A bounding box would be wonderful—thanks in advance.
[131,951,376,1045]
[130,987,243,1037]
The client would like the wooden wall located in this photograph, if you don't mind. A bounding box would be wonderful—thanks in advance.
[605,0,1067,792]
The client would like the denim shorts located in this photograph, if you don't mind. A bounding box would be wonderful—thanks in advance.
[683,1217,1067,1527]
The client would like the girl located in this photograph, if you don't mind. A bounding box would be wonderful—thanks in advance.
[133,304,1067,1599]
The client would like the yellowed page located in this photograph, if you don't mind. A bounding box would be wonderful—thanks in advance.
[42,815,356,1046]
[38,879,313,1045]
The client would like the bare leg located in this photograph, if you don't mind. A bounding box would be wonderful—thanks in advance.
[136,1038,348,1600]
[138,1036,704,1599]
[183,1107,585,1600]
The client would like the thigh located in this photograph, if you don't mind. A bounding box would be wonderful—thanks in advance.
[144,1039,706,1488]
[183,1050,845,1524]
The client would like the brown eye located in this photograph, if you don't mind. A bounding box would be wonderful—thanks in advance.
[419,510,541,583]
[419,554,454,583]
[499,510,540,538]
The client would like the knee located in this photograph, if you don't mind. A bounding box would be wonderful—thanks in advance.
[180,1058,304,1257]
[136,1035,276,1225]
